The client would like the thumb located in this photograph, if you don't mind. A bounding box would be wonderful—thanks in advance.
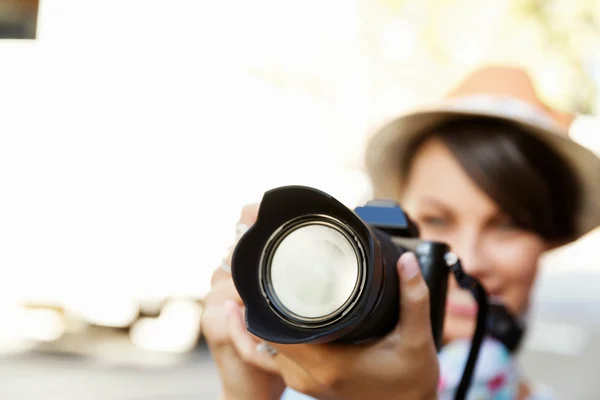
[395,252,433,343]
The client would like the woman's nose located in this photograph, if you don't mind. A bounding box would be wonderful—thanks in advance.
[450,231,488,279]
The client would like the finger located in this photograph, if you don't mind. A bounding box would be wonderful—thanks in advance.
[269,341,354,388]
[205,279,242,305]
[211,244,236,287]
[269,342,339,369]
[271,343,355,396]
[233,204,257,242]
[210,203,259,289]
[226,301,280,374]
[271,352,328,398]
[212,203,259,285]
[211,265,232,287]
[201,280,245,344]
[395,252,433,342]
[239,203,260,226]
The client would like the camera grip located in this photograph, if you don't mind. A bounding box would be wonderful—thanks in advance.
[414,241,450,351]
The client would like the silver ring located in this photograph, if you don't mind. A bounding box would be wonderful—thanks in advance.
[220,258,231,274]
[256,342,278,356]
[219,223,249,276]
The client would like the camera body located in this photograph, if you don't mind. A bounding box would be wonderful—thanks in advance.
[354,200,450,349]
[231,186,451,348]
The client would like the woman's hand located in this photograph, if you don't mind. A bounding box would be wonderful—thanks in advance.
[266,252,440,400]
[201,204,285,400]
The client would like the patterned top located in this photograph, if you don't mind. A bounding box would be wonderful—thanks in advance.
[280,338,554,400]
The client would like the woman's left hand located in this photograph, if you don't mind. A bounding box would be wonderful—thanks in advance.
[265,252,440,400]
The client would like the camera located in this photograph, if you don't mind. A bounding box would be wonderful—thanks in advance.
[230,185,453,349]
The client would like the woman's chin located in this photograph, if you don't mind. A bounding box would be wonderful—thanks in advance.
[442,314,476,344]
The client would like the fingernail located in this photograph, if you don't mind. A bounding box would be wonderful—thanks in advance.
[400,252,419,279]
[224,300,238,316]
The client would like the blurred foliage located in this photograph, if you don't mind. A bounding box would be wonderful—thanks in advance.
[244,0,600,129]
[367,0,600,113]
[512,0,600,113]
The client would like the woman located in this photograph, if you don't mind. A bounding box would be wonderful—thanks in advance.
[202,66,600,400]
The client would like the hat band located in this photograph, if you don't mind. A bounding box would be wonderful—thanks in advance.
[443,95,560,131]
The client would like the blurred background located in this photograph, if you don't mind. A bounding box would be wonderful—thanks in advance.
[1,0,599,398]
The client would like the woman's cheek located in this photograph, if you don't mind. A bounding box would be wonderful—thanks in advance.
[491,238,542,281]
[486,239,542,315]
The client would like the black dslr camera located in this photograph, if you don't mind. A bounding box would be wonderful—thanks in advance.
[232,186,462,349]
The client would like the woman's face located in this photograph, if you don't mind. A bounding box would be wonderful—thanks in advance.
[402,138,549,343]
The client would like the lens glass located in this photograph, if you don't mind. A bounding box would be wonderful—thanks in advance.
[269,223,360,321]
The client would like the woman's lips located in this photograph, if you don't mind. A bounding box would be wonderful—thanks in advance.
[446,300,478,317]
[445,291,479,317]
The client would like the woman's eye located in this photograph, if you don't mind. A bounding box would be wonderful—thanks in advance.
[493,219,518,231]
[421,216,448,227]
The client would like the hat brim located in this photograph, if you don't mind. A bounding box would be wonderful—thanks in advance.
[365,104,600,241]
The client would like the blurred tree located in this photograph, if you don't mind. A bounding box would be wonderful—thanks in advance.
[241,0,599,119]
[511,0,600,113]
[366,0,600,113]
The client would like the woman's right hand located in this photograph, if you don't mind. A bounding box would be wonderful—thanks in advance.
[201,204,285,400]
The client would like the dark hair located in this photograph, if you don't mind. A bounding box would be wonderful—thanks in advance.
[402,118,581,242]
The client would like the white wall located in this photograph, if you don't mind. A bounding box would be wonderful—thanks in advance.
[0,1,370,309]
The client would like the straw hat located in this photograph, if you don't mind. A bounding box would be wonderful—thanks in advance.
[365,65,600,240]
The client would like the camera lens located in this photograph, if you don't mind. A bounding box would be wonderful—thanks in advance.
[261,218,366,326]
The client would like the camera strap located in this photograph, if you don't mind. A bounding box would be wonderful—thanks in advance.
[487,301,526,354]
[445,253,489,400]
